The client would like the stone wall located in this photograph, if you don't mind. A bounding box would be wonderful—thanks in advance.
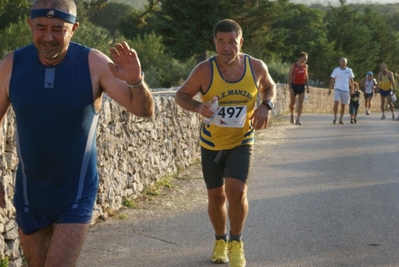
[0,84,387,265]
[0,84,300,266]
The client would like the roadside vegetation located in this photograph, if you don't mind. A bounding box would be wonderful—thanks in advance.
[1,0,398,88]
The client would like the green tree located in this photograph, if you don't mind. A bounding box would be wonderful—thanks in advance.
[88,2,134,38]
[72,22,114,54]
[325,0,381,79]
[324,1,399,81]
[361,7,399,74]
[307,37,339,87]
[235,0,336,85]
[386,11,399,32]
[234,0,287,61]
[0,0,30,30]
[0,19,31,58]
[153,0,230,62]
[115,32,196,88]
[75,0,108,23]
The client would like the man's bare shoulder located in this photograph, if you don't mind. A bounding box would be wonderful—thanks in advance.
[0,52,14,78]
[192,58,212,75]
[184,58,212,84]
[88,48,112,65]
[246,55,269,76]
[177,58,212,96]
[0,52,14,66]
[248,55,269,71]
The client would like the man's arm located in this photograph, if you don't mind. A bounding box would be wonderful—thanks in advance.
[90,42,154,117]
[360,77,366,92]
[390,71,396,91]
[175,62,216,119]
[250,58,276,130]
[349,78,355,95]
[287,63,295,94]
[0,53,13,208]
[328,78,335,96]
[376,73,381,91]
[287,63,294,88]
[305,64,310,93]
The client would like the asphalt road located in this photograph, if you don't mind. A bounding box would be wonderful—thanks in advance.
[77,112,399,267]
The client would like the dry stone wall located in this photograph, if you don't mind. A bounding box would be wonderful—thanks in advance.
[0,84,287,266]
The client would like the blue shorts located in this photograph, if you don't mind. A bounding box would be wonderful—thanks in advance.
[350,102,359,115]
[379,89,392,97]
[201,145,253,189]
[16,201,93,235]
[364,93,373,99]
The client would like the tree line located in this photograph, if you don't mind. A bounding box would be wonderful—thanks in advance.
[0,0,398,88]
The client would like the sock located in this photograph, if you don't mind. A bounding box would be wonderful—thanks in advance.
[215,233,227,242]
[229,231,242,242]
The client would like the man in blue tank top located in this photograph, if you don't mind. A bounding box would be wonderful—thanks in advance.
[0,0,154,266]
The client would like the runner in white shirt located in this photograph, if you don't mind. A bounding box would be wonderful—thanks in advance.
[328,57,355,124]
[361,71,377,115]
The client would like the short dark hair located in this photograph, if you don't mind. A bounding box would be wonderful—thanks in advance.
[213,19,242,39]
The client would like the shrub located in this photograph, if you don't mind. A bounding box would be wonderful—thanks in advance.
[267,61,291,84]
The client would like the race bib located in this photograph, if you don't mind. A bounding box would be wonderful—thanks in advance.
[213,105,247,128]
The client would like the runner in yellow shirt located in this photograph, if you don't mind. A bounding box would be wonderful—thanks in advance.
[175,19,276,267]
[377,63,396,119]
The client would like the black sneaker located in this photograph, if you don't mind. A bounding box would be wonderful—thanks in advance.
[350,119,354,124]
[333,119,336,124]
[339,120,344,125]
[354,119,357,124]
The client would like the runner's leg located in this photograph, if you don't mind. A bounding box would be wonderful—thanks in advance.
[297,93,305,121]
[45,223,90,267]
[225,178,248,236]
[18,226,52,267]
[207,186,227,237]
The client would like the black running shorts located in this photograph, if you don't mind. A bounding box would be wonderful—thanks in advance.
[201,145,254,189]
[291,83,306,96]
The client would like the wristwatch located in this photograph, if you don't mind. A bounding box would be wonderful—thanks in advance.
[261,100,274,110]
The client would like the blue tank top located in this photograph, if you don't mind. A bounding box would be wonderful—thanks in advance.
[9,42,99,215]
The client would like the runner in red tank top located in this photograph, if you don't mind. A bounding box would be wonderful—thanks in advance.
[287,52,309,125]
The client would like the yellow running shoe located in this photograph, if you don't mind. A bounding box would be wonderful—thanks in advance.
[211,239,229,263]
[228,241,246,267]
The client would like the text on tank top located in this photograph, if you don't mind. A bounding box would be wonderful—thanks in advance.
[292,63,307,85]
[199,55,258,150]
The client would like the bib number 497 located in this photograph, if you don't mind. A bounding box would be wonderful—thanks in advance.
[214,105,246,128]
[217,106,244,118]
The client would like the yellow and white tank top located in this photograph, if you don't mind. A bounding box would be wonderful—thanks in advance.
[200,54,258,150]
[379,73,392,91]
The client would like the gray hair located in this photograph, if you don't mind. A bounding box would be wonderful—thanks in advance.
[32,0,77,16]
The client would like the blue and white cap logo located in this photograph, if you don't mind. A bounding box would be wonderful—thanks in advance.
[30,8,77,24]
[46,10,55,18]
